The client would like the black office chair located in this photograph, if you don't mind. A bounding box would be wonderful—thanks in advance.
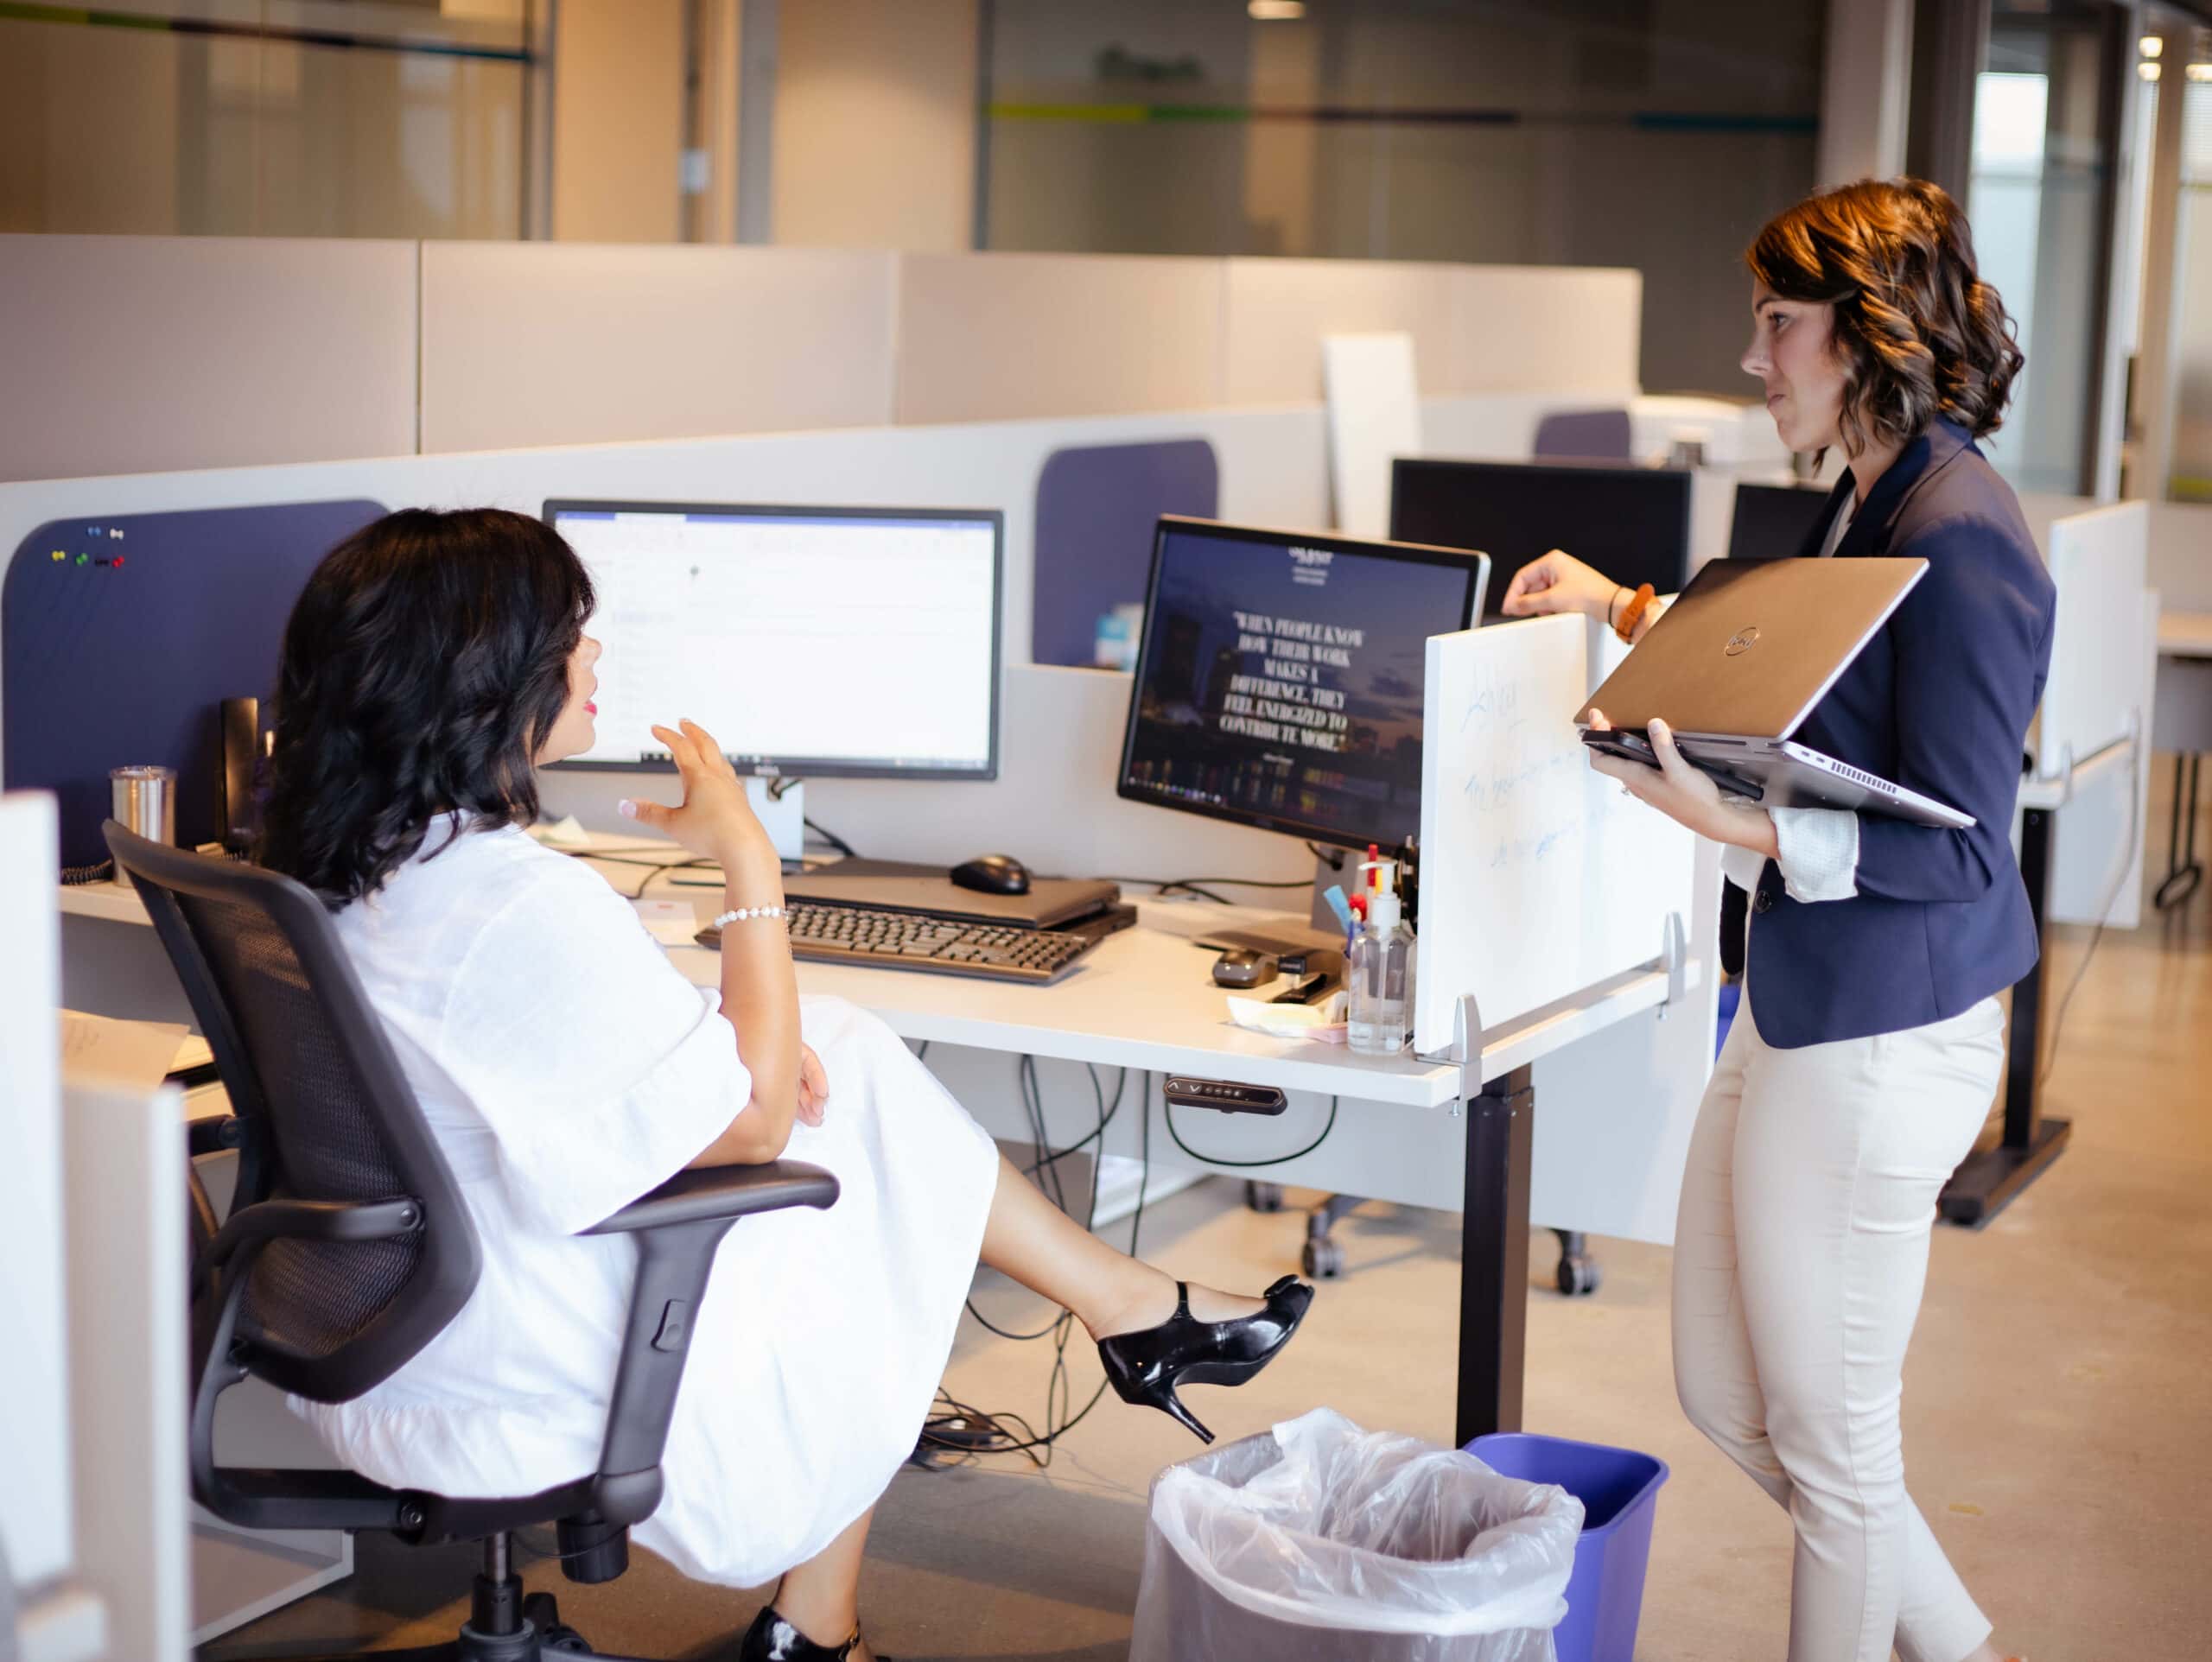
[107,821,841,1662]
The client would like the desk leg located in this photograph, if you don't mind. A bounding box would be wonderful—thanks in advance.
[2154,752,2203,912]
[1941,806,2072,1227]
[1455,1064,1533,1446]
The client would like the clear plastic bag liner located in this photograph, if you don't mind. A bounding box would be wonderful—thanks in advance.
[1137,1408,1585,1640]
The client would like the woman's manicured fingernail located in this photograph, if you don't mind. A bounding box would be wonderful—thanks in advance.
[617,799,638,819]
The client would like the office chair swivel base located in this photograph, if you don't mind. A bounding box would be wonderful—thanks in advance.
[234,1536,658,1662]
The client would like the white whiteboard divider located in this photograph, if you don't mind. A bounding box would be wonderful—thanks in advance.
[2039,501,2152,929]
[1413,614,1697,1056]
[2041,500,2150,777]
[1321,333,1421,538]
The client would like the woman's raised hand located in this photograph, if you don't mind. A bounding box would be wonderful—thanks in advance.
[620,719,781,883]
[1500,549,1621,623]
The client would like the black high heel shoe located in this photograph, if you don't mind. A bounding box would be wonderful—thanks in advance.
[1095,1274,1314,1444]
[738,1606,887,1662]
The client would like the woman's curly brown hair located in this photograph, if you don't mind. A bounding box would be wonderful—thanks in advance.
[1745,177,2024,460]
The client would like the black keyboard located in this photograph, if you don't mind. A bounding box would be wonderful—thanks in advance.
[696,901,1101,984]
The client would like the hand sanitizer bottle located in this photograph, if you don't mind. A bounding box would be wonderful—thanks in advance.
[1347,860,1415,1056]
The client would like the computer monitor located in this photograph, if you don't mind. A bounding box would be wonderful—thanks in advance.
[544,500,1001,778]
[1117,516,1489,852]
[1727,480,1836,562]
[1388,459,1691,616]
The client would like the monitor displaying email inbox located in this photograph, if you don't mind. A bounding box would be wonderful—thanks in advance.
[1118,517,1489,851]
[545,501,1001,778]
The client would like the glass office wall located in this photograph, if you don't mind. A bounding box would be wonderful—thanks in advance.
[2174,73,2212,500]
[978,0,1826,396]
[1969,0,2126,497]
[0,0,531,239]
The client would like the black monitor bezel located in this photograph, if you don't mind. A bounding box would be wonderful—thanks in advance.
[543,498,1004,782]
[1115,514,1491,853]
[1388,457,1694,614]
[1726,479,1836,563]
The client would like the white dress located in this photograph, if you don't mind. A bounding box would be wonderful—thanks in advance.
[291,823,1001,1587]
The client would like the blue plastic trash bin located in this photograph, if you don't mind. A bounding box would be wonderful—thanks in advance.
[1465,1433,1668,1662]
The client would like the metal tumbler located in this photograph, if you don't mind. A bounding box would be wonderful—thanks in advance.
[111,764,177,847]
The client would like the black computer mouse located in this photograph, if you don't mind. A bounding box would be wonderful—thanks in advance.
[950,853,1032,896]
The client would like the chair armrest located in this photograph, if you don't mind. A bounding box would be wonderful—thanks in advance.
[582,1160,839,1236]
[188,1114,244,1158]
[580,1159,840,1513]
[203,1195,422,1270]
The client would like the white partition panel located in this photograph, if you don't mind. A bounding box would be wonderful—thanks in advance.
[2042,501,2150,774]
[1414,614,1696,1051]
[1223,257,1465,406]
[0,235,418,484]
[1322,333,1421,537]
[64,1079,188,1662]
[420,243,899,453]
[1449,265,1643,396]
[2039,503,2152,929]
[0,794,72,1591]
[894,253,1226,424]
[1529,838,1720,1245]
[0,404,1337,770]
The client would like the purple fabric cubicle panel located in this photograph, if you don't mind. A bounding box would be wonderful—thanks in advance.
[3,499,385,868]
[1532,408,1633,461]
[1031,439,1218,668]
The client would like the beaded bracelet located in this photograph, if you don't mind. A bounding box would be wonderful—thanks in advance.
[710,904,789,929]
[1614,582,1657,644]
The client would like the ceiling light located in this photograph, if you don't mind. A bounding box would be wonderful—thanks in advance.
[2188,62,2212,82]
[1249,0,1306,18]
[2139,60,2162,80]
[2139,35,2164,59]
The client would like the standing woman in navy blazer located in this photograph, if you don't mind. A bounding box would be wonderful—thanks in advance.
[1505,180,2052,1662]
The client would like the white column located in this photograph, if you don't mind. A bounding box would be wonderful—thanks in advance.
[1817,0,1915,187]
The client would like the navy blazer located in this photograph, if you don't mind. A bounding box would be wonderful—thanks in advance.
[1743,419,2056,1049]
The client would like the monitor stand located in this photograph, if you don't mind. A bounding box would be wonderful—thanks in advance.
[749,777,804,866]
[1187,850,1352,961]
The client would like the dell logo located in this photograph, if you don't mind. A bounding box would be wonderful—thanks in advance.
[1725,626,1761,657]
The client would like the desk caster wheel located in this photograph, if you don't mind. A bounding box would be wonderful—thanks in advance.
[1555,1255,1601,1297]
[522,1593,590,1653]
[1301,1238,1345,1279]
[1245,1180,1285,1214]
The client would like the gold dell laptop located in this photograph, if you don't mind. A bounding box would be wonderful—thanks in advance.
[1573,556,1974,829]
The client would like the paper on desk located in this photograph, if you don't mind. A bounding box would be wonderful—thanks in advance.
[634,898,703,948]
[60,1010,191,1095]
[1225,990,1348,1044]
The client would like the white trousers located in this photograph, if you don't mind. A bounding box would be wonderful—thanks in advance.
[1673,982,2005,1662]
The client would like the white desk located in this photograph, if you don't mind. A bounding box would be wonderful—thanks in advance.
[67,855,1697,1448]
[601,857,1697,1438]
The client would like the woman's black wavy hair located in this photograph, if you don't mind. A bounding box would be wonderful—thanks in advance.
[260,507,594,907]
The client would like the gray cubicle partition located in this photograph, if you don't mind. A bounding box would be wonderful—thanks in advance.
[2,500,385,868]
[1030,439,1217,669]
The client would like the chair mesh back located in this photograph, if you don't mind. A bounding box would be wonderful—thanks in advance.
[176,889,423,1361]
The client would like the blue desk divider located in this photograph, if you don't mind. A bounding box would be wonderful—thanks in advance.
[1533,409,1633,461]
[3,499,386,869]
[1031,438,1217,669]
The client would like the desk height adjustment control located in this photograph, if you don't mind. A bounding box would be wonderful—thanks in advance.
[1162,1077,1288,1116]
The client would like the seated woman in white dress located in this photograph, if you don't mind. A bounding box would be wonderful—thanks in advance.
[259,507,1313,1662]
